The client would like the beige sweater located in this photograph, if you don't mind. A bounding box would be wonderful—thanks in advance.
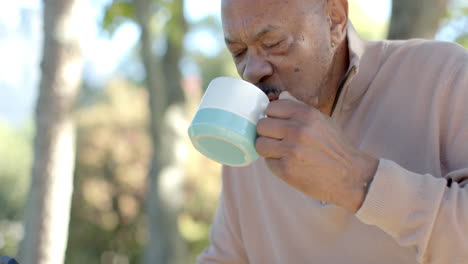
[197,25,468,264]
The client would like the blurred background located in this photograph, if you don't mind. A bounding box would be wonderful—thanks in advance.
[0,0,466,263]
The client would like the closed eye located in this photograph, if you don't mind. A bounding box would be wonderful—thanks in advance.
[264,41,281,49]
[233,49,246,58]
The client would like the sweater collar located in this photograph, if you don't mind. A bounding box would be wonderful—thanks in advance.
[336,22,387,112]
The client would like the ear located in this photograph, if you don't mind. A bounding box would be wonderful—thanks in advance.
[325,0,348,47]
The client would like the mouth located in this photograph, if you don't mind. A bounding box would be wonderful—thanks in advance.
[266,93,279,101]
[258,84,282,102]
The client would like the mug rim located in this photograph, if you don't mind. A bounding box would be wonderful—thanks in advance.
[192,133,252,167]
[211,76,269,101]
[188,107,260,167]
[198,76,269,124]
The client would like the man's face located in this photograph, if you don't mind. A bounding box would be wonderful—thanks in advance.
[222,0,338,109]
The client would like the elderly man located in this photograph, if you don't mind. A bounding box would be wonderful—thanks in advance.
[197,0,468,263]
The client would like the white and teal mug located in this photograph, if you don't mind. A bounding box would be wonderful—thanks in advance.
[188,77,269,167]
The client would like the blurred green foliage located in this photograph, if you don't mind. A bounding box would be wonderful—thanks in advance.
[102,0,135,35]
[66,79,150,263]
[64,78,221,263]
[457,34,468,47]
[192,48,238,91]
[0,121,32,255]
[440,1,468,48]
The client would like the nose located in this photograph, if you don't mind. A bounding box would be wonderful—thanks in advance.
[242,52,273,84]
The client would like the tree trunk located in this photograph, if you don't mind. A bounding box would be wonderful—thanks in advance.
[17,0,82,263]
[162,0,187,105]
[388,0,449,39]
[134,0,186,263]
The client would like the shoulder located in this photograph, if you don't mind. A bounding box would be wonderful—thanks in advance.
[383,39,467,69]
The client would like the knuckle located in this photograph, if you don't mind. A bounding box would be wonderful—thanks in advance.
[297,106,317,122]
[255,137,266,152]
[307,119,320,133]
[265,101,279,115]
[256,118,268,133]
[286,144,301,160]
[294,104,310,117]
[287,123,308,141]
[257,117,268,126]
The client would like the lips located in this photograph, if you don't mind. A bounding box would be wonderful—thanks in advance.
[255,81,282,102]
[266,92,279,101]
[258,85,281,101]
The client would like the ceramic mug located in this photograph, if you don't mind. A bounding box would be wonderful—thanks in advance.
[188,77,269,167]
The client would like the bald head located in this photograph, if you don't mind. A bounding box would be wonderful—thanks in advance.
[221,0,323,28]
[221,0,321,11]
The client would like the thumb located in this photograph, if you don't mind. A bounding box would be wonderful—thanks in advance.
[279,91,305,104]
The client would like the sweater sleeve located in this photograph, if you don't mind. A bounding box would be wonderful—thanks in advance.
[356,63,468,264]
[196,167,248,264]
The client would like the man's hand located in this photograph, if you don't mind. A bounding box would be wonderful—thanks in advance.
[255,95,379,213]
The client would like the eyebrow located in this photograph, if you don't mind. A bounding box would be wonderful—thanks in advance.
[224,24,281,45]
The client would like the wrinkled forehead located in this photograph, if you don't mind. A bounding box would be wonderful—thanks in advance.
[221,0,322,37]
[222,0,286,11]
[222,0,297,21]
[222,0,295,34]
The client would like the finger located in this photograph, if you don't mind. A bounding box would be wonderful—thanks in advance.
[255,136,285,159]
[278,91,304,103]
[256,117,291,139]
[265,99,307,119]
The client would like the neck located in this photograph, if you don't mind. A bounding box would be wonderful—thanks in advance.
[322,38,350,116]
